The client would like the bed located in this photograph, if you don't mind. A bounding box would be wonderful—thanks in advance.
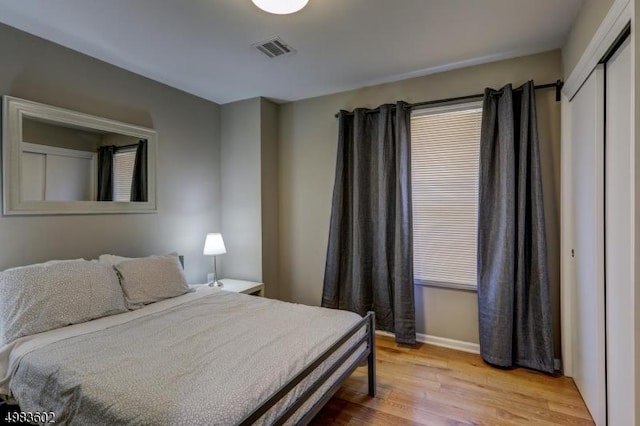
[0,255,376,425]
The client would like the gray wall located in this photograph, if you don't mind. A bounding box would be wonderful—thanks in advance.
[277,51,562,352]
[23,118,101,152]
[260,98,280,299]
[0,23,221,283]
[219,97,280,299]
[220,98,263,284]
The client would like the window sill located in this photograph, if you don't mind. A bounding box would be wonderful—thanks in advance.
[414,279,477,293]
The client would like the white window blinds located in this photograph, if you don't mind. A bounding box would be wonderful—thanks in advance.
[410,101,482,290]
[113,149,136,202]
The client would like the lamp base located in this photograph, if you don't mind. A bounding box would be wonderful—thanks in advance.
[207,258,223,288]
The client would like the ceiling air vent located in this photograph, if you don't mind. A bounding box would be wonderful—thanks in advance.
[253,37,295,58]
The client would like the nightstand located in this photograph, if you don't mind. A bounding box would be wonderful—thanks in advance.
[219,279,264,296]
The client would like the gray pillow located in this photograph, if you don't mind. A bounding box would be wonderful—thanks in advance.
[0,259,128,345]
[115,254,192,310]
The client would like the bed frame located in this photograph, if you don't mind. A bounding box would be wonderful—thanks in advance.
[1,309,376,426]
[239,311,376,425]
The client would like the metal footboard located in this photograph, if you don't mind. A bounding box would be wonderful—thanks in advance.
[238,311,376,425]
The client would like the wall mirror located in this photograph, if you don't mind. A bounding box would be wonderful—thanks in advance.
[2,96,157,215]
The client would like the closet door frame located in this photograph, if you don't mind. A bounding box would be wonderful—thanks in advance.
[561,0,632,379]
[561,0,637,423]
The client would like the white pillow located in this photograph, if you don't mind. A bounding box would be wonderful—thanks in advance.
[99,253,181,266]
[114,254,192,310]
[0,259,128,345]
[98,254,132,266]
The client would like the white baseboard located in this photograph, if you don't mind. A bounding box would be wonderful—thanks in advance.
[375,330,480,354]
[417,333,481,354]
[376,331,563,371]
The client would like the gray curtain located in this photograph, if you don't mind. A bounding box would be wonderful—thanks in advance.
[130,139,148,202]
[97,145,115,201]
[322,102,416,345]
[477,81,554,373]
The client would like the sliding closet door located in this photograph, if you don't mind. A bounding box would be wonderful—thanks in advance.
[569,65,606,425]
[605,36,633,426]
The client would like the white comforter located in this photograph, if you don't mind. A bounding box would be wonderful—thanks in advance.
[0,287,364,425]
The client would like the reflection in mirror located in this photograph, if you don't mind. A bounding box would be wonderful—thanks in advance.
[3,96,157,215]
[105,141,146,202]
[96,138,147,202]
[21,117,147,203]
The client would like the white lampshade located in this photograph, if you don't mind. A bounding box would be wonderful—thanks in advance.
[251,0,309,15]
[203,233,226,256]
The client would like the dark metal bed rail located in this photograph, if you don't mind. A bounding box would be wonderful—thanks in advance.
[296,312,376,425]
[274,334,368,425]
[238,311,376,425]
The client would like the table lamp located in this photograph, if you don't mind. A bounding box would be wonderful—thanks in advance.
[203,233,226,287]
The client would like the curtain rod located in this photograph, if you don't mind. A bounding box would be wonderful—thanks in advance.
[334,80,564,118]
[113,139,147,151]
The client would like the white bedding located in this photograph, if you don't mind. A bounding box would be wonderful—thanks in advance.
[1,287,365,425]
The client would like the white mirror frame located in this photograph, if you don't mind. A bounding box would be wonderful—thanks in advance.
[2,96,158,215]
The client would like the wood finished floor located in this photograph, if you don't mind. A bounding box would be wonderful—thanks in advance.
[311,335,594,425]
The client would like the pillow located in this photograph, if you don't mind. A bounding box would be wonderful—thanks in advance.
[98,254,132,266]
[0,259,128,345]
[99,252,182,267]
[114,254,192,310]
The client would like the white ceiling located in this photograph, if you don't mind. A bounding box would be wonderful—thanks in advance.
[0,0,584,105]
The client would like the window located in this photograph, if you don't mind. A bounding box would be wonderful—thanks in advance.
[410,101,482,290]
[113,148,136,202]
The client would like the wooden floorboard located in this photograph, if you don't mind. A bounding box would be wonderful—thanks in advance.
[311,335,594,426]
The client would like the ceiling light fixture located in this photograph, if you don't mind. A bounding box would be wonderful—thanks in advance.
[251,0,309,15]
